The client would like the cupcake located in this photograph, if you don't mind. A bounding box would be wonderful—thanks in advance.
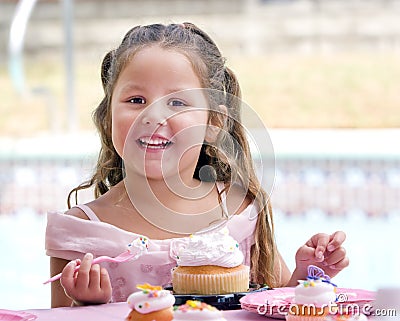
[126,283,175,321]
[286,265,337,321]
[172,300,227,321]
[171,227,249,295]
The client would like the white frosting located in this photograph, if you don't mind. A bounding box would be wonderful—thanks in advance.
[170,227,244,268]
[294,279,336,306]
[173,309,226,321]
[127,236,149,255]
[127,289,175,314]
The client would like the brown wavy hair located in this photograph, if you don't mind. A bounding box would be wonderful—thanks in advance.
[67,22,278,287]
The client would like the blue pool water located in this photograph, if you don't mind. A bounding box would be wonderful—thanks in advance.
[0,209,399,310]
[1,130,399,309]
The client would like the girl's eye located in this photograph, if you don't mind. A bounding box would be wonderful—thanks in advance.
[167,99,188,107]
[128,97,146,104]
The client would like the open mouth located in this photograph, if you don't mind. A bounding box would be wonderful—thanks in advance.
[137,137,173,149]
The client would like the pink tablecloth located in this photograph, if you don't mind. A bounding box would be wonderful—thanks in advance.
[17,303,271,321]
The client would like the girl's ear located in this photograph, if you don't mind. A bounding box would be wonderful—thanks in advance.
[205,105,227,143]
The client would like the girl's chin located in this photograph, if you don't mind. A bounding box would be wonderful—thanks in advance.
[127,169,164,181]
[142,172,167,181]
[125,165,173,181]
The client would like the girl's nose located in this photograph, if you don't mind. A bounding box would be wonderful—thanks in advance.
[140,102,167,126]
[141,115,166,126]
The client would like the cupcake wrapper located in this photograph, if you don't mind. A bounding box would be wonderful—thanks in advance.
[173,265,249,295]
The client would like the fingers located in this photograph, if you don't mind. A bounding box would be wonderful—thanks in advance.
[60,260,78,291]
[306,231,346,261]
[296,230,349,279]
[88,264,101,290]
[323,245,348,268]
[327,231,346,252]
[100,267,112,294]
[315,235,329,262]
[306,233,329,262]
[74,253,94,291]
[331,256,350,271]
[59,253,112,305]
[323,231,347,269]
[295,245,316,262]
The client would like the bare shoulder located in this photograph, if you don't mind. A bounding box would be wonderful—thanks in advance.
[64,206,90,220]
[223,183,252,215]
[65,184,112,220]
[65,195,109,220]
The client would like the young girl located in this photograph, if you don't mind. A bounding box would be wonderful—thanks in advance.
[45,22,348,308]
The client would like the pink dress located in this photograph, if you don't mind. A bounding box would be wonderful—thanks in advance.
[45,189,258,303]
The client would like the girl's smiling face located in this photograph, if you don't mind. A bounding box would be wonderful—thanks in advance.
[111,45,209,183]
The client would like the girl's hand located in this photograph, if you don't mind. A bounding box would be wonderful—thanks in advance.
[60,253,112,306]
[295,231,349,279]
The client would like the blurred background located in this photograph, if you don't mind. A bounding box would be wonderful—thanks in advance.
[1,0,400,310]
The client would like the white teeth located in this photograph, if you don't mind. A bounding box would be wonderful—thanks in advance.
[138,137,171,148]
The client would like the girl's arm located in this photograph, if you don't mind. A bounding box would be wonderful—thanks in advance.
[50,257,73,308]
[276,251,292,286]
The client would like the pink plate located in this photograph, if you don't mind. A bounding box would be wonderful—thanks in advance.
[0,310,37,321]
[240,287,375,319]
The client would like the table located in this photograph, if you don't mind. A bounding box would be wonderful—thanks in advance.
[19,303,273,320]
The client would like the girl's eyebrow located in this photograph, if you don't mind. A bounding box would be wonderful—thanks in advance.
[118,83,201,97]
[166,88,191,95]
[119,83,144,94]
[166,86,204,95]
